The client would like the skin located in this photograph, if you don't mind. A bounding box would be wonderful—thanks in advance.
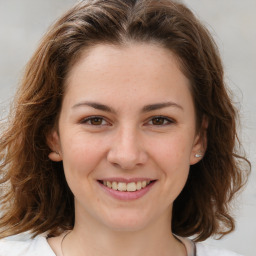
[47,43,205,256]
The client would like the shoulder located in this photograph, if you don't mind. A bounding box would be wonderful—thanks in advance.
[175,236,243,256]
[0,233,55,256]
[196,242,243,256]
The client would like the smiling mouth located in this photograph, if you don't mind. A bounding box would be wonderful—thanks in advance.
[98,180,155,192]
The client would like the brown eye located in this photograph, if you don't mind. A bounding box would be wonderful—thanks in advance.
[148,116,173,126]
[81,116,108,126]
[152,117,165,125]
[90,117,103,125]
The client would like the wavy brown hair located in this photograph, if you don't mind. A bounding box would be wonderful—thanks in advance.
[0,0,250,241]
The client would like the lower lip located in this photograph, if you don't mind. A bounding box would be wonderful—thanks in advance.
[98,181,156,201]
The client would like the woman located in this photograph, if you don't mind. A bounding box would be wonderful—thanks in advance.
[0,0,250,255]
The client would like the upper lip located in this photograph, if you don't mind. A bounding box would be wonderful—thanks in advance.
[98,177,156,183]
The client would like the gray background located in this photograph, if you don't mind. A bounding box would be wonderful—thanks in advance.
[0,0,255,255]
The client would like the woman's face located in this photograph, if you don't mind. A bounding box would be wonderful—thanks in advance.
[48,43,204,232]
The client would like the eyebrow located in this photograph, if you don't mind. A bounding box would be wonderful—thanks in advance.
[142,102,183,112]
[72,101,115,113]
[72,101,183,113]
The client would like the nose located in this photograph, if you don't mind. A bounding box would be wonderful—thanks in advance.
[107,126,148,170]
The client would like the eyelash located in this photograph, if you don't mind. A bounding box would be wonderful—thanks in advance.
[80,115,175,127]
[146,116,175,126]
[80,116,109,126]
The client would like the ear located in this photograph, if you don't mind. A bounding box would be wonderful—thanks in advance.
[47,130,63,162]
[190,117,208,165]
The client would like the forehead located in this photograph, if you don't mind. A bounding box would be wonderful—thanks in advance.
[65,43,189,88]
[63,43,194,112]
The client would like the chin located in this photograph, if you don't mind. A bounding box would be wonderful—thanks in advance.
[102,212,150,232]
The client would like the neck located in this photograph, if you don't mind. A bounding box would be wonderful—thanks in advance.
[62,208,186,256]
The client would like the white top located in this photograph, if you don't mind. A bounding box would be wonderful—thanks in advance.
[0,233,243,256]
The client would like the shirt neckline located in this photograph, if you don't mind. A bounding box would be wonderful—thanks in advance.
[175,235,196,256]
[43,234,196,256]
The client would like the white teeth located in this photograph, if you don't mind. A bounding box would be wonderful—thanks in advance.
[127,182,136,192]
[117,182,126,191]
[112,181,118,190]
[102,180,151,192]
[107,181,112,188]
[136,181,142,190]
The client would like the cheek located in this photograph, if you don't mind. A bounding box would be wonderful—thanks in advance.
[60,133,108,202]
[150,134,192,194]
[151,133,193,167]
[61,132,106,178]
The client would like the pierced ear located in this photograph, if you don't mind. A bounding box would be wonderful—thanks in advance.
[47,130,62,162]
[190,116,208,165]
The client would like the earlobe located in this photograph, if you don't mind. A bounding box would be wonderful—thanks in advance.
[48,151,62,162]
[190,137,205,165]
[190,116,208,165]
[47,130,63,162]
[195,151,203,158]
